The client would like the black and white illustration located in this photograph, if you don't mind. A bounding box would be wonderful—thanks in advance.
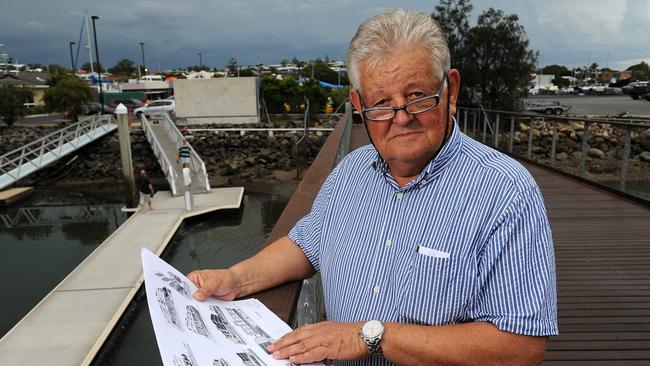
[227,307,275,354]
[235,348,268,366]
[185,305,212,340]
[156,287,183,331]
[209,305,246,345]
[141,248,324,366]
[156,270,192,299]
[212,359,231,366]
[172,342,198,366]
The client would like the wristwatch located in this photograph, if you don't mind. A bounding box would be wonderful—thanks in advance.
[359,320,384,358]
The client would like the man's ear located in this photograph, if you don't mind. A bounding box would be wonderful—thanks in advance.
[349,88,363,114]
[447,68,461,116]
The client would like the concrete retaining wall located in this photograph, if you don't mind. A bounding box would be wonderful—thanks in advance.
[174,77,260,124]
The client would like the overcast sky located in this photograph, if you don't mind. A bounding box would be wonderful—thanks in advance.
[1,0,648,72]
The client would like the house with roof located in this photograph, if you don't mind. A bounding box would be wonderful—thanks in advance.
[0,72,50,106]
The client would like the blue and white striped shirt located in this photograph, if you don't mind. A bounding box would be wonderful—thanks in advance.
[289,123,558,365]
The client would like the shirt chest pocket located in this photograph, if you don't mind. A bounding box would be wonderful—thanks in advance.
[397,246,464,325]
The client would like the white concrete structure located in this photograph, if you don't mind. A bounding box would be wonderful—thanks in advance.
[174,77,261,124]
[0,187,244,366]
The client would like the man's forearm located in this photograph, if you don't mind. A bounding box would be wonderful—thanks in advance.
[230,235,315,297]
[381,322,547,366]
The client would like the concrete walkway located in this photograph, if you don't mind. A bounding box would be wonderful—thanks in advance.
[0,187,244,366]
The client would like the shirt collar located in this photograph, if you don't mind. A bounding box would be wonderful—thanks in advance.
[371,119,462,190]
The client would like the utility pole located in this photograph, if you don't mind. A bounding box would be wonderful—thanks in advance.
[68,42,76,72]
[198,52,202,69]
[140,42,146,75]
[90,15,104,113]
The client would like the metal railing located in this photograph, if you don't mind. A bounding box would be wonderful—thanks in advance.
[458,107,650,198]
[0,114,117,190]
[162,113,211,192]
[293,104,354,328]
[141,114,178,195]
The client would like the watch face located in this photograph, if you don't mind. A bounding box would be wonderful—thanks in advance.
[362,320,384,338]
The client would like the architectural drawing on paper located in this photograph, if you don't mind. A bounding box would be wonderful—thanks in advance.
[185,305,212,339]
[209,305,246,345]
[156,271,192,299]
[227,307,274,354]
[172,342,198,366]
[156,287,183,331]
[236,348,268,366]
[213,358,231,366]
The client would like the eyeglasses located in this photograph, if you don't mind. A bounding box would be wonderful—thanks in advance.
[358,72,447,121]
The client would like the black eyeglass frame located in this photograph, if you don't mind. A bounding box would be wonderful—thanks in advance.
[356,71,448,122]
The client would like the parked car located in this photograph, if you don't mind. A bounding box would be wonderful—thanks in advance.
[133,100,175,117]
[643,92,650,101]
[108,98,145,109]
[82,102,115,115]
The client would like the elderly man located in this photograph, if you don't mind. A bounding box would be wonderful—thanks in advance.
[188,9,557,365]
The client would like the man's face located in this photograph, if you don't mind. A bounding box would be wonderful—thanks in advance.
[140,170,145,176]
[350,48,459,175]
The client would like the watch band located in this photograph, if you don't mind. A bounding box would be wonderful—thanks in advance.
[360,321,384,358]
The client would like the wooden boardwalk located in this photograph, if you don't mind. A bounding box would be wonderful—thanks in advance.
[261,119,650,365]
[529,164,650,365]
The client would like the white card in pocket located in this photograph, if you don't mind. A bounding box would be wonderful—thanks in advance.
[416,245,450,259]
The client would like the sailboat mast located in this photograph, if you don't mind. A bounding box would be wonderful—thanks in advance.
[85,12,95,75]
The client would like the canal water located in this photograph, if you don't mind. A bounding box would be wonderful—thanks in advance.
[92,187,292,365]
[0,182,295,366]
[0,189,127,338]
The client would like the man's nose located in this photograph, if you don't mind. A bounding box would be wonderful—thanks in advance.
[392,107,413,126]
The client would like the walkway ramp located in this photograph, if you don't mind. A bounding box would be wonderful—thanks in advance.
[141,113,210,196]
[0,114,117,190]
[0,187,244,366]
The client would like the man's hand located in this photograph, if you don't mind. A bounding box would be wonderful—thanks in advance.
[186,269,241,301]
[268,321,369,364]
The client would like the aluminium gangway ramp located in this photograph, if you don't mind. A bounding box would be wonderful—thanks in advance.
[0,114,117,190]
[140,113,210,196]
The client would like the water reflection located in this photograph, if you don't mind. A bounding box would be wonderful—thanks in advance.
[92,191,291,366]
[0,192,127,338]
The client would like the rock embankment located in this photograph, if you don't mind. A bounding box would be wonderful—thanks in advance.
[0,123,331,188]
[502,120,650,179]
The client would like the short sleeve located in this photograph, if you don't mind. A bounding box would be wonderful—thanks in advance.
[470,186,558,336]
[288,168,339,273]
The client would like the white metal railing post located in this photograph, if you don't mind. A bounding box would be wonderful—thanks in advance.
[619,126,632,191]
[579,122,591,177]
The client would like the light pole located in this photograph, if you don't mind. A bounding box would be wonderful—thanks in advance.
[197,52,202,70]
[90,15,104,113]
[68,42,76,72]
[140,42,146,76]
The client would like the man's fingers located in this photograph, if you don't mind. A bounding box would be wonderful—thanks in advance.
[289,345,329,364]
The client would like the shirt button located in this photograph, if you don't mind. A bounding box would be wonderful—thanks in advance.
[385,239,392,246]
[373,286,380,294]
[395,192,404,200]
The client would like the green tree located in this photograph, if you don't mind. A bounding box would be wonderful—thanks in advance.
[431,0,473,67]
[108,58,136,76]
[226,57,238,76]
[541,64,572,88]
[44,74,92,121]
[81,62,104,73]
[299,59,349,85]
[47,64,67,75]
[461,8,537,109]
[0,84,32,126]
[627,61,649,80]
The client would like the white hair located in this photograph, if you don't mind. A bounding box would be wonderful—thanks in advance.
[346,9,450,91]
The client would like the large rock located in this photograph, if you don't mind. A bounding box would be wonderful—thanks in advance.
[555,152,568,161]
[640,151,650,163]
[639,129,650,150]
[588,148,606,160]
